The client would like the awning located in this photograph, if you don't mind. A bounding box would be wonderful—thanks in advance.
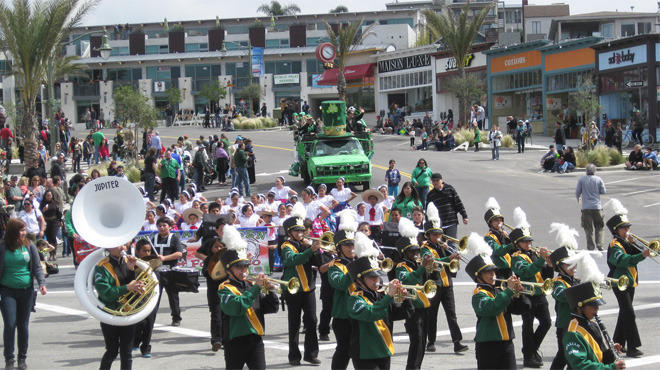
[316,63,375,86]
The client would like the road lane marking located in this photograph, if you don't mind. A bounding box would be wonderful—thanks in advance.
[643,202,660,208]
[606,174,660,185]
[624,189,658,196]
[628,354,660,367]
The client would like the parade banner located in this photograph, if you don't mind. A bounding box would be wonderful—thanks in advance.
[74,227,270,274]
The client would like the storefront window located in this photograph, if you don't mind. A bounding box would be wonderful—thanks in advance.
[599,66,648,94]
[492,70,541,92]
[546,70,593,92]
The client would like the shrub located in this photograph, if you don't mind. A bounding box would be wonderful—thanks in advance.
[587,146,611,167]
[501,135,514,148]
[126,165,141,183]
[576,151,589,168]
[453,130,466,146]
[608,147,624,165]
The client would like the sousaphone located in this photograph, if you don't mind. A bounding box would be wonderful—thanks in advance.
[73,176,160,326]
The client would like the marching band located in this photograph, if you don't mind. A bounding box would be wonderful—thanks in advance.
[71,175,659,370]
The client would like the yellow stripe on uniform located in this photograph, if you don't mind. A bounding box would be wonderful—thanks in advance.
[284,244,311,292]
[554,277,572,288]
[400,264,431,308]
[486,232,512,268]
[330,260,356,294]
[221,282,265,336]
[97,258,120,286]
[611,240,638,288]
[356,291,395,355]
[514,252,543,284]
[475,288,509,341]
[568,318,603,362]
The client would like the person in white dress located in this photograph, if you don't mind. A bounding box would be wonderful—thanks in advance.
[361,189,386,243]
[174,191,193,214]
[329,177,357,212]
[300,186,330,222]
[142,210,158,232]
[316,184,338,210]
[186,184,207,202]
[377,184,395,211]
[180,208,203,231]
[224,187,245,205]
[221,191,243,215]
[237,203,263,227]
[356,202,367,223]
[269,176,297,203]
[264,191,281,212]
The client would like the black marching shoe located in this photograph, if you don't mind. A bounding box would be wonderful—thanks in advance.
[211,342,223,352]
[627,348,643,358]
[171,320,181,327]
[288,359,300,366]
[426,342,436,352]
[318,334,330,341]
[454,342,468,353]
[523,356,543,368]
[16,359,26,370]
[303,357,321,366]
[4,360,14,370]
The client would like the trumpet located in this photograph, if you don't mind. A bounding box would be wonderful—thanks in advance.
[502,222,515,231]
[601,276,629,291]
[246,275,301,295]
[380,257,394,273]
[496,278,553,296]
[426,259,460,274]
[379,280,437,303]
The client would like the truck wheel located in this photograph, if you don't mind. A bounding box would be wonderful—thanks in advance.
[302,167,311,185]
[361,181,370,191]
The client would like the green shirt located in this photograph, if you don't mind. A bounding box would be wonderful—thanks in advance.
[391,196,421,219]
[552,276,573,329]
[280,241,314,292]
[234,148,247,168]
[485,231,514,270]
[347,291,394,359]
[92,131,105,147]
[394,261,430,309]
[472,285,515,342]
[411,166,432,187]
[328,259,355,319]
[1,247,32,289]
[93,258,129,310]
[563,318,616,370]
[607,238,644,288]
[474,127,481,142]
[159,158,180,179]
[218,282,264,341]
[511,250,546,295]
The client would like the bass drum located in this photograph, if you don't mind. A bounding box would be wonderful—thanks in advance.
[74,249,160,326]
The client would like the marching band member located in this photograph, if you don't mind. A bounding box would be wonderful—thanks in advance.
[483,197,514,278]
[94,242,142,370]
[327,211,358,369]
[420,203,467,354]
[563,282,625,369]
[347,242,400,370]
[280,203,322,366]
[132,240,159,358]
[605,199,649,358]
[548,223,580,369]
[218,225,279,369]
[151,217,185,327]
[465,234,523,370]
[509,208,553,368]
[394,217,434,370]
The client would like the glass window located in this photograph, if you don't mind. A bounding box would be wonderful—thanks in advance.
[621,24,635,37]
[265,61,275,74]
[531,21,541,34]
[637,22,651,35]
[146,45,159,55]
[602,23,614,38]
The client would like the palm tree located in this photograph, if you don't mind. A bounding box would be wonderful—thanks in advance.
[329,5,348,13]
[323,20,373,102]
[0,0,96,163]
[424,4,492,125]
[257,1,300,16]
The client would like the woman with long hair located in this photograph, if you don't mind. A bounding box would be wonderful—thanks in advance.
[39,190,62,261]
[391,181,422,220]
[410,158,432,206]
[0,218,47,369]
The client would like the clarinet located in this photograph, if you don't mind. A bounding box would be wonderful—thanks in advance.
[594,315,621,361]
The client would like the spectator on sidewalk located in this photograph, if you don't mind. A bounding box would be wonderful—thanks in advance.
[515,120,526,153]
[540,145,558,172]
[488,125,502,160]
[554,121,566,152]
[642,147,658,171]
[575,164,606,251]
[410,158,432,206]
[625,144,644,170]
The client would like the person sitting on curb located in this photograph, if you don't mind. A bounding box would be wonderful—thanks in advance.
[642,147,658,171]
[625,144,644,170]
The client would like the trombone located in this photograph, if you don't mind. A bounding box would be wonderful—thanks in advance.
[496,278,553,296]
[426,259,460,274]
[379,280,437,303]
[441,235,469,262]
[629,233,660,259]
[305,231,336,253]
[379,257,394,273]
[601,276,629,291]
[246,275,301,295]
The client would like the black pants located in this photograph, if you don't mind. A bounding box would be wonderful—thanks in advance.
[521,295,551,359]
[353,357,390,370]
[100,323,134,370]
[162,284,181,322]
[318,275,333,336]
[517,137,525,153]
[369,225,382,244]
[613,286,641,350]
[550,327,566,370]
[133,292,160,355]
[404,307,426,370]
[206,278,223,345]
[475,341,516,369]
[426,286,462,344]
[160,177,178,203]
[331,318,352,370]
[283,290,319,362]
[224,334,265,370]
[216,158,227,183]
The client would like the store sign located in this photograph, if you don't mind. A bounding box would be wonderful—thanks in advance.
[437,52,486,74]
[274,74,300,85]
[598,44,646,71]
[446,54,474,71]
[378,54,431,73]
[490,50,542,73]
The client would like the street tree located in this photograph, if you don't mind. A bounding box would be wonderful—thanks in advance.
[571,78,602,151]
[323,19,373,102]
[165,86,182,112]
[257,1,300,16]
[447,73,483,122]
[0,0,97,163]
[113,85,158,159]
[199,80,227,112]
[239,83,261,117]
[329,5,348,13]
[424,4,492,125]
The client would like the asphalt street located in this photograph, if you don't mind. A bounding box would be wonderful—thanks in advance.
[22,126,660,369]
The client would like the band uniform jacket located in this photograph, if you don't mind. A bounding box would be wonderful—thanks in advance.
[607,236,645,288]
[280,239,322,293]
[328,256,356,319]
[511,249,554,296]
[218,278,279,341]
[484,229,513,270]
[472,283,515,342]
[347,287,395,360]
[420,240,455,288]
[552,274,577,330]
[395,259,431,309]
[94,255,136,311]
[563,315,616,370]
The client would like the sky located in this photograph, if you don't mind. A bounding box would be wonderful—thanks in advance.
[81,0,659,26]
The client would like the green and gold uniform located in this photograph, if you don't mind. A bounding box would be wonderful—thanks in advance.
[328,256,356,369]
[395,259,429,369]
[472,283,517,369]
[550,273,577,369]
[347,288,395,361]
[484,230,514,276]
[563,316,617,370]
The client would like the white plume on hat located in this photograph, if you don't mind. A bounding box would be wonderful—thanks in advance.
[485,197,501,214]
[290,202,306,220]
[466,232,492,258]
[221,225,248,259]
[426,202,441,229]
[338,209,358,233]
[604,198,628,217]
[398,217,420,245]
[512,207,530,230]
[564,251,603,284]
[549,222,579,250]
[354,232,379,259]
